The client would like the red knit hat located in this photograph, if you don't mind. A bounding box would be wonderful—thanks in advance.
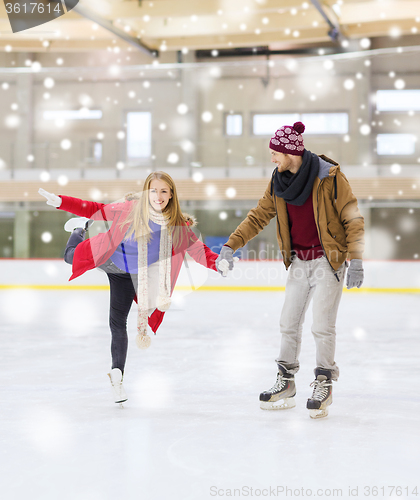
[269,121,305,156]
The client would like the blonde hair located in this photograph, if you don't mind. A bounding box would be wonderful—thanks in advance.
[122,171,189,245]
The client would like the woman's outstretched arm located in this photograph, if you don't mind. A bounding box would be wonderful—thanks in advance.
[39,188,115,220]
[59,195,108,220]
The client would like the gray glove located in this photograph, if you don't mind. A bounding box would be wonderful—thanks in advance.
[216,245,235,277]
[346,259,364,289]
[38,188,62,208]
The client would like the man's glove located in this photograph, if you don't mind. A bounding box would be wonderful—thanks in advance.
[38,188,62,208]
[216,245,238,277]
[346,259,364,289]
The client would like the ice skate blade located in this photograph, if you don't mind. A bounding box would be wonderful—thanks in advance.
[260,398,296,410]
[309,408,329,419]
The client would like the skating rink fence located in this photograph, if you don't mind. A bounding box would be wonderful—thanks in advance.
[0,259,419,293]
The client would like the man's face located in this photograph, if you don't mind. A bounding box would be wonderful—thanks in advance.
[270,150,292,173]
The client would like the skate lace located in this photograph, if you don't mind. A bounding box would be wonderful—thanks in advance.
[268,374,288,394]
[309,379,332,401]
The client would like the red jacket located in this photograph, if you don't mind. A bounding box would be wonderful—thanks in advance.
[59,195,218,333]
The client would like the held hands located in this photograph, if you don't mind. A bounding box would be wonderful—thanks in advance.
[216,245,239,277]
[346,259,364,289]
[38,188,62,208]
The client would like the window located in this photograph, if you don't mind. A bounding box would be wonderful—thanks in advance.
[90,140,103,162]
[300,113,348,134]
[43,110,102,120]
[126,112,152,159]
[225,114,243,136]
[253,114,299,136]
[376,134,416,155]
[252,112,349,135]
[376,90,420,111]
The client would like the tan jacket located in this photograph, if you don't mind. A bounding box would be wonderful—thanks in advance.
[226,155,364,272]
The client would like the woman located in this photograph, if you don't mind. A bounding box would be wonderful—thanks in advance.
[39,172,220,406]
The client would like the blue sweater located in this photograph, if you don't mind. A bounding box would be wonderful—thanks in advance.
[110,220,161,273]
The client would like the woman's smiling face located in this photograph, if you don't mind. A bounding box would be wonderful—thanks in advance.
[148,178,172,211]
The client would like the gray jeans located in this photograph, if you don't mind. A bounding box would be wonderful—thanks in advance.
[276,256,346,381]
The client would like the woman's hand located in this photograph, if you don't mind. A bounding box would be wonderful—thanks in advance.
[216,246,239,277]
[38,188,62,208]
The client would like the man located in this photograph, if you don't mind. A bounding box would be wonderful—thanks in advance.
[216,121,364,419]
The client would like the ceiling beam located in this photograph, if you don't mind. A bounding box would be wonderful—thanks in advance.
[143,27,333,52]
[72,2,158,56]
[310,0,343,42]
[98,0,308,18]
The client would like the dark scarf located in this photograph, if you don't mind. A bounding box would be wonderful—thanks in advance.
[271,149,320,206]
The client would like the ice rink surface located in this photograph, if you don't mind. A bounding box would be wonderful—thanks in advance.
[1,288,420,500]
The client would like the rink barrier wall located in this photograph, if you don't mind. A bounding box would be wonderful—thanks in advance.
[1,286,419,294]
[0,259,419,293]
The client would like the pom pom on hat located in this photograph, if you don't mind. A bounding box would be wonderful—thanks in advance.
[269,121,306,156]
[293,121,305,134]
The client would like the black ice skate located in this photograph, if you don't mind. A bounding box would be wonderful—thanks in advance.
[306,368,333,419]
[259,365,296,410]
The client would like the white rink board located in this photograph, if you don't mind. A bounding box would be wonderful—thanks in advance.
[0,259,419,290]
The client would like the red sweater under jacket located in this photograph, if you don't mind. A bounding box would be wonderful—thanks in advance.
[286,195,323,261]
[59,195,218,333]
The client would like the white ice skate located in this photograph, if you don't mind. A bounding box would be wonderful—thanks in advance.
[108,368,128,408]
[64,217,93,233]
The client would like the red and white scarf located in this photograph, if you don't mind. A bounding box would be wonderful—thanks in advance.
[136,209,172,349]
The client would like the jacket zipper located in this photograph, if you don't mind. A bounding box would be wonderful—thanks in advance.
[273,194,286,268]
[121,242,129,273]
[316,178,340,282]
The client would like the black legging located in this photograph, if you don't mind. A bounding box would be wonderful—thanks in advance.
[64,229,137,374]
